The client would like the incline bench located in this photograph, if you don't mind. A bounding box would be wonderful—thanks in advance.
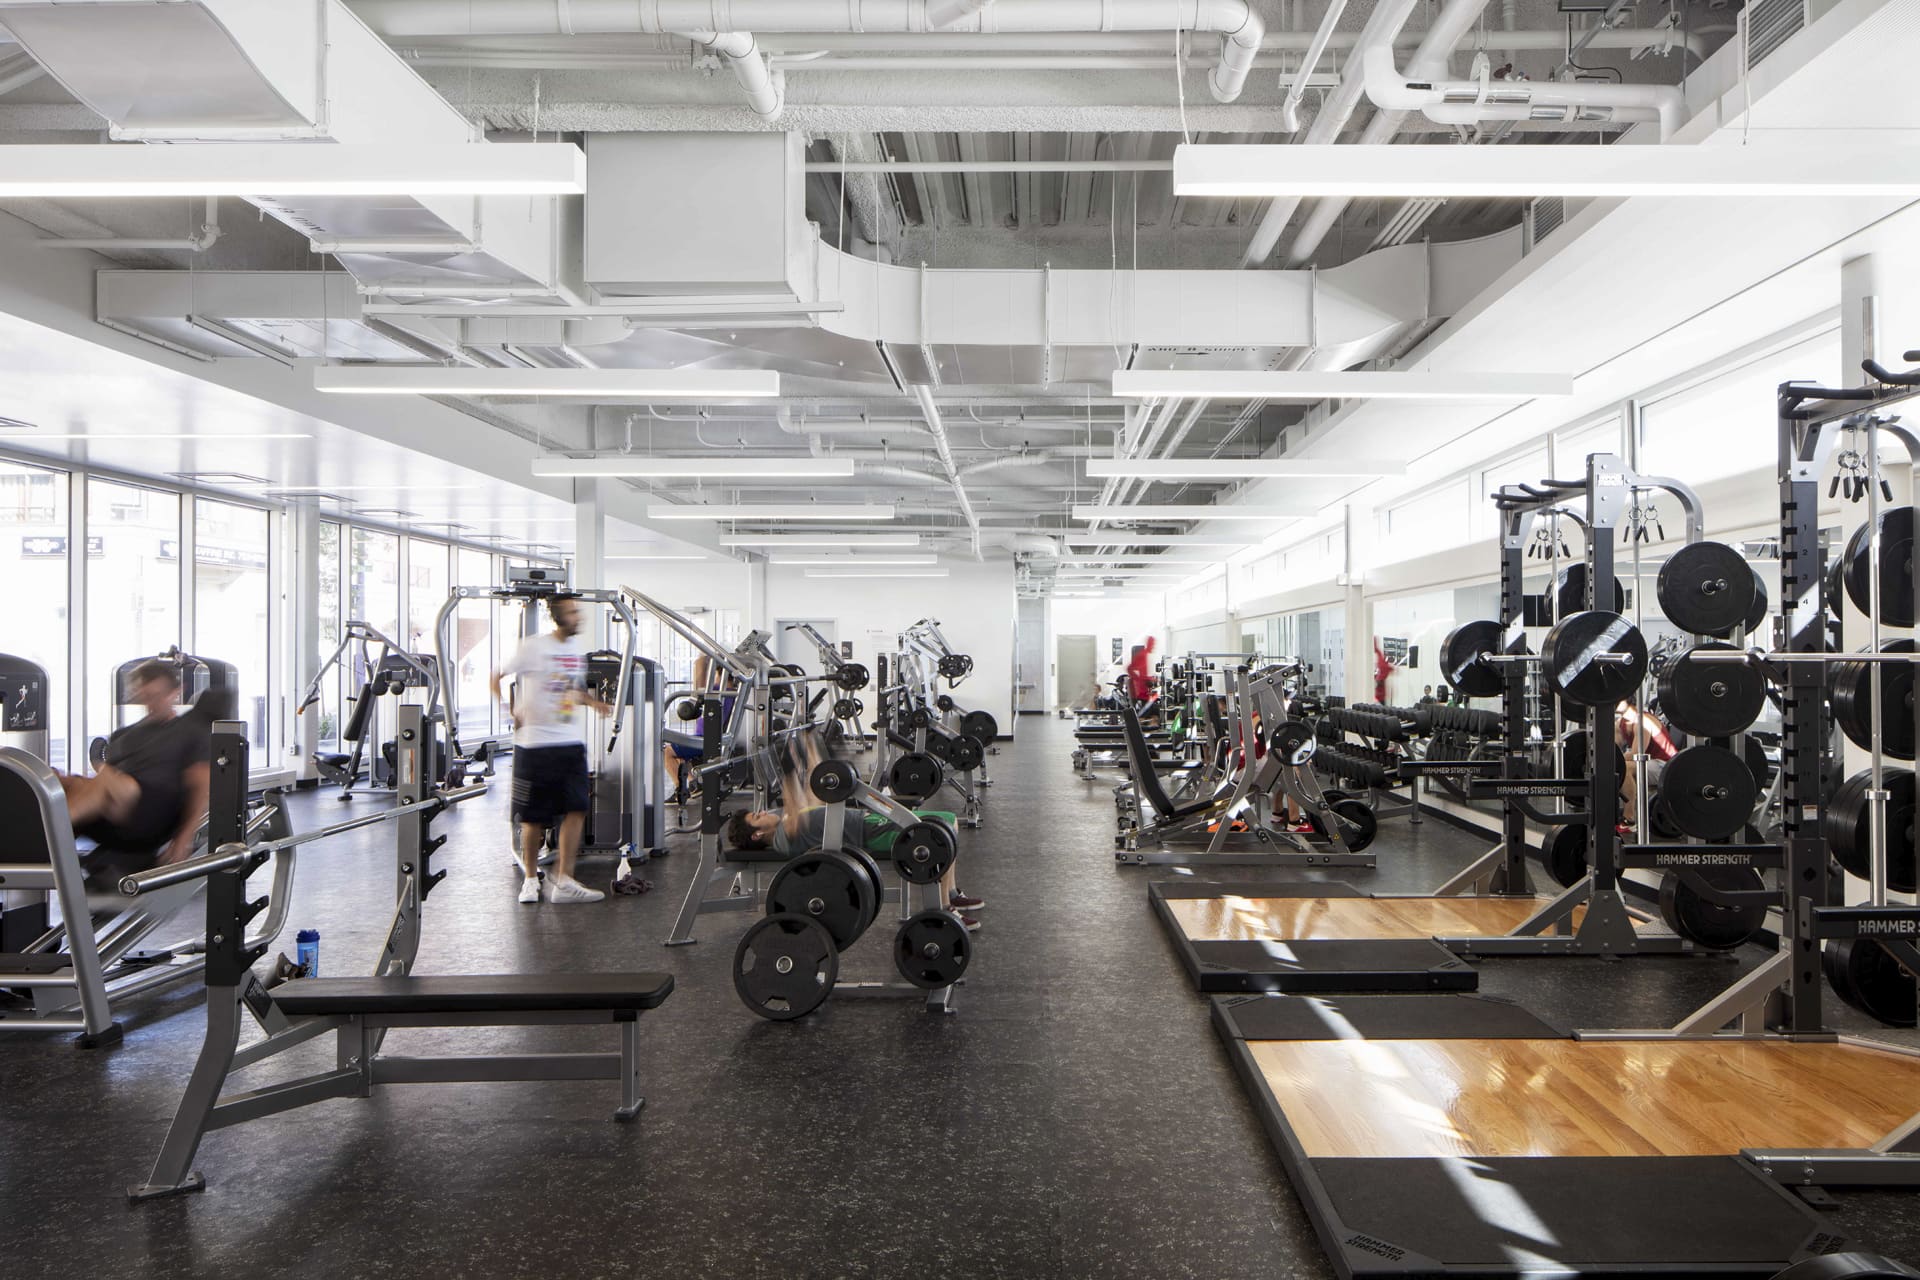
[124,711,676,1201]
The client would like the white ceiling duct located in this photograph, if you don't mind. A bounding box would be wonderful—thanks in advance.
[1360,44,1685,138]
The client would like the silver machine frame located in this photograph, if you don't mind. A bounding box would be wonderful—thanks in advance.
[295,619,441,797]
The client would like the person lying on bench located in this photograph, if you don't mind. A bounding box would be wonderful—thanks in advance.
[722,731,983,929]
[58,661,226,869]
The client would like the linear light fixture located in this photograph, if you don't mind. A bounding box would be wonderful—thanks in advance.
[805,568,950,579]
[1072,504,1312,521]
[1061,536,1242,547]
[605,554,710,561]
[28,432,311,440]
[771,555,938,566]
[720,534,923,548]
[531,455,851,478]
[1171,141,1920,200]
[317,367,780,398]
[1112,370,1570,401]
[0,142,586,197]
[269,484,483,493]
[652,503,894,521]
[1084,458,1406,479]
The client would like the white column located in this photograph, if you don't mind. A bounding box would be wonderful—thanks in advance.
[289,505,321,780]
[573,478,612,649]
[1340,503,1376,704]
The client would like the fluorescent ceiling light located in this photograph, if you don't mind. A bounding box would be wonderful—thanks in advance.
[1084,459,1405,479]
[771,555,938,566]
[1112,370,1570,401]
[27,432,310,440]
[651,503,895,521]
[0,142,585,197]
[1061,536,1240,547]
[805,568,950,579]
[605,554,709,561]
[721,534,922,548]
[531,455,849,478]
[1171,141,1920,200]
[270,485,482,493]
[317,367,780,398]
[1072,504,1312,521]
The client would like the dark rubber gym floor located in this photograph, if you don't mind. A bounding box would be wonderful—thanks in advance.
[5,716,1920,1278]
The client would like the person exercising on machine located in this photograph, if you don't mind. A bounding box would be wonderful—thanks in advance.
[58,660,219,872]
[723,730,983,929]
[493,596,611,905]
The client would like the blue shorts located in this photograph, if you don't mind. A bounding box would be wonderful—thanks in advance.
[512,744,590,826]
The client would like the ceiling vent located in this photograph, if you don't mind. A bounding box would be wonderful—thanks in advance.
[1744,0,1809,69]
[1527,196,1567,251]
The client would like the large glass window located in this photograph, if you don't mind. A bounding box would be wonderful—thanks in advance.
[453,547,495,742]
[1382,477,1472,555]
[317,521,342,753]
[1639,332,1842,483]
[0,460,70,766]
[406,537,449,658]
[195,499,271,750]
[348,528,401,642]
[86,479,180,751]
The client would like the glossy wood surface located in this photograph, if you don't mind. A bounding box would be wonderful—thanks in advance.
[1167,895,1560,942]
[1252,1037,1920,1158]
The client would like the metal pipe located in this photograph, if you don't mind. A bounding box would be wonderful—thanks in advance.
[809,159,1173,173]
[39,195,221,253]
[910,385,982,553]
[1279,0,1353,132]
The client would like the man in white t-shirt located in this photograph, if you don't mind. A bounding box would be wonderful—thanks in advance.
[491,596,612,904]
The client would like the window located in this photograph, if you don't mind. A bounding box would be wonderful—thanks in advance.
[453,547,495,742]
[1382,478,1472,556]
[86,480,180,751]
[405,537,449,657]
[0,460,69,766]
[348,528,401,642]
[317,522,342,753]
[195,499,271,751]
[1639,332,1842,484]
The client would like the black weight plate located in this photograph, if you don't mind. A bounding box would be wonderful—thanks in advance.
[1544,610,1648,709]
[944,733,983,772]
[734,913,838,1021]
[1552,562,1628,620]
[1649,794,1683,841]
[1720,564,1769,639]
[892,819,957,885]
[1560,729,1626,783]
[1269,719,1317,766]
[1843,506,1917,627]
[936,694,955,712]
[1833,639,1917,760]
[1744,736,1775,792]
[832,697,859,720]
[1824,939,1919,1028]
[835,663,871,691]
[1774,1253,1920,1280]
[765,850,876,951]
[1656,643,1766,738]
[961,709,999,744]
[1659,744,1757,841]
[888,752,945,800]
[893,909,971,990]
[1827,554,1847,622]
[844,846,886,935]
[1440,619,1506,699]
[1657,868,1766,950]
[1304,798,1377,854]
[1656,541,1755,636]
[808,758,859,804]
[1545,824,1587,887]
[1822,768,1917,893]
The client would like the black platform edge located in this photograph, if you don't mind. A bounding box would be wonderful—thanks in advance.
[1211,992,1570,1042]
[1149,887,1479,994]
[1147,880,1371,902]
[1208,1007,1847,1279]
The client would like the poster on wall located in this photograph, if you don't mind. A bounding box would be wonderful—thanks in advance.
[1380,636,1409,667]
[1111,638,1124,662]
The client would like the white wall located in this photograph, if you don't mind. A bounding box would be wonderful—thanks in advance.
[1047,595,1168,709]
[762,558,1018,732]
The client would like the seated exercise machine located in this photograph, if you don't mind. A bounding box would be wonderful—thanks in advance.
[0,654,291,1046]
[122,705,673,1201]
[296,620,441,797]
[784,621,872,748]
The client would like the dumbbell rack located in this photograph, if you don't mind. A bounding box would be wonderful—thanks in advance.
[1436,453,1702,957]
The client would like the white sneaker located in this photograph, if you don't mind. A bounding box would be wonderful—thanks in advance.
[517,876,541,904]
[547,876,605,905]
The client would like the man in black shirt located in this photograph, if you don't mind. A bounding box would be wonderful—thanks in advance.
[57,660,218,867]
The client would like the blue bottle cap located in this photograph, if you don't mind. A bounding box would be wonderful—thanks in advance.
[296,929,320,942]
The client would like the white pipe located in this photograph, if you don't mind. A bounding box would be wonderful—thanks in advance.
[1237,0,1421,268]
[926,0,995,27]
[1280,0,1353,132]
[1284,0,1491,267]
[354,0,1267,101]
[0,58,43,96]
[959,452,1056,477]
[680,29,783,117]
[910,384,983,552]
[1360,43,1684,137]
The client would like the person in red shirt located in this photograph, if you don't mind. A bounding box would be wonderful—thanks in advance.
[1615,699,1678,831]
[1127,637,1159,722]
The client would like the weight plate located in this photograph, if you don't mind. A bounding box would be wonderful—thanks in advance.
[1659,744,1757,841]
[1649,794,1683,841]
[765,850,877,951]
[1545,824,1588,887]
[961,709,999,744]
[1543,610,1649,709]
[1551,562,1628,620]
[945,734,983,772]
[1843,506,1917,627]
[909,707,933,729]
[835,663,871,692]
[1718,564,1769,640]
[935,694,956,712]
[1833,639,1917,760]
[1744,736,1775,793]
[1561,729,1626,785]
[734,913,838,1021]
[892,819,957,885]
[1304,797,1377,854]
[888,752,945,800]
[845,846,886,934]
[1657,868,1766,950]
[893,909,972,990]
[832,698,858,720]
[1269,718,1318,766]
[1656,643,1766,738]
[1440,619,1507,699]
[1823,768,1918,893]
[1824,938,1919,1027]
[1774,1253,1920,1280]
[808,758,859,805]
[1656,541,1756,636]
[1827,554,1847,622]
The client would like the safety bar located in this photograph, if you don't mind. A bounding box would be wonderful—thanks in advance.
[1690,648,1920,667]
[120,783,488,897]
[297,620,442,723]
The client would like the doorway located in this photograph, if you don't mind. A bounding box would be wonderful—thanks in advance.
[1056,633,1097,710]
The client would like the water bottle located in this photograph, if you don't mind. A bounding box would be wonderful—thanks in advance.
[295,929,320,978]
